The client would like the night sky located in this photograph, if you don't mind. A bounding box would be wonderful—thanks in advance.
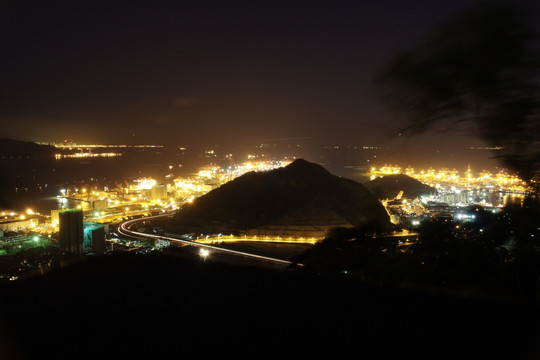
[1,0,538,150]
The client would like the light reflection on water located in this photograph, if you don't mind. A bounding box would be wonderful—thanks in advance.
[0,148,529,213]
[2,193,96,214]
[434,188,527,208]
[1,150,201,213]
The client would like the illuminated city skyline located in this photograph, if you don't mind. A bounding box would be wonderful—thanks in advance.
[1,2,539,358]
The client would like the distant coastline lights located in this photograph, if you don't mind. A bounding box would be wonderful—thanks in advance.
[55,152,122,159]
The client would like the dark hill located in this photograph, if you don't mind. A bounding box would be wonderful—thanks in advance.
[364,174,435,199]
[0,138,56,157]
[0,253,537,359]
[167,159,390,235]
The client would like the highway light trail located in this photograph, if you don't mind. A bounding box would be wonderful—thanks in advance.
[118,214,301,267]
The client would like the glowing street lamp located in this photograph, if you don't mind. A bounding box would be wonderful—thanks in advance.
[199,248,210,261]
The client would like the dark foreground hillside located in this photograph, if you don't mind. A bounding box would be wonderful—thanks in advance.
[1,253,538,360]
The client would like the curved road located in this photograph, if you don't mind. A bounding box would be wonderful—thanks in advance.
[117,213,301,267]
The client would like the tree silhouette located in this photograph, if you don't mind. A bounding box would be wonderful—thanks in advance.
[377,2,540,182]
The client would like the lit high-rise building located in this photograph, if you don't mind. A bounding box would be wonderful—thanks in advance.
[58,209,84,254]
[151,184,167,200]
[83,222,105,254]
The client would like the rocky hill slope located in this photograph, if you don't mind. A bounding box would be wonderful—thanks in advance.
[167,159,390,236]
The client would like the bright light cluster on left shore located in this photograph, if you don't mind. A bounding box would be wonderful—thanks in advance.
[55,152,121,159]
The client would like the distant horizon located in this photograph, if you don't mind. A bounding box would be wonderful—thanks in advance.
[2,135,504,150]
[0,136,510,178]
